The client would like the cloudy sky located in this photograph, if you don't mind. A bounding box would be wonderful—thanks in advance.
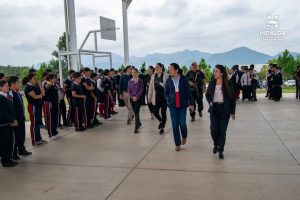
[0,0,299,66]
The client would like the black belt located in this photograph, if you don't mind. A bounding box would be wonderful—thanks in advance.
[213,102,224,105]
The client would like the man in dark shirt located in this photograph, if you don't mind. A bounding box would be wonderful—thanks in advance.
[64,70,75,125]
[119,66,134,125]
[293,65,300,99]
[43,74,59,139]
[186,62,206,121]
[272,65,283,102]
[72,72,86,131]
[81,68,96,128]
[102,70,113,119]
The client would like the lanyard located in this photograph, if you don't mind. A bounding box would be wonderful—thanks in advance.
[172,77,180,92]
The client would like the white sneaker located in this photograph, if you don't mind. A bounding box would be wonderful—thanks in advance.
[50,136,58,140]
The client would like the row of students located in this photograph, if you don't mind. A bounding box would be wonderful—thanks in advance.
[0,76,32,168]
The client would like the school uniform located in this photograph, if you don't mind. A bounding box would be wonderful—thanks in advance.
[0,92,15,165]
[273,71,283,101]
[64,77,74,124]
[72,83,86,131]
[91,79,99,124]
[56,81,67,126]
[9,90,28,156]
[24,83,44,145]
[101,76,112,119]
[81,76,94,127]
[241,72,251,101]
[44,83,59,138]
[97,76,105,117]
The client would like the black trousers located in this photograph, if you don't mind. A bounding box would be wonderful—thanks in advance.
[0,125,13,163]
[74,105,85,130]
[190,91,203,117]
[85,96,93,126]
[148,102,155,114]
[296,81,300,98]
[66,97,74,124]
[250,84,257,100]
[210,104,230,153]
[44,102,59,137]
[12,120,26,156]
[154,100,167,128]
[59,99,67,126]
[273,86,281,100]
[242,86,251,100]
[130,99,141,128]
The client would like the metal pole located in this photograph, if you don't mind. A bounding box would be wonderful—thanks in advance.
[122,0,130,66]
[109,53,113,68]
[94,32,98,51]
[58,54,64,88]
[63,0,71,71]
[66,0,78,70]
[93,54,96,71]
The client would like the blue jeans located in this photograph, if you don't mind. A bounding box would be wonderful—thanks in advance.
[169,107,188,146]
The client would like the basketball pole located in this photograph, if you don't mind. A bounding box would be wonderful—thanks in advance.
[65,0,78,71]
[122,0,132,67]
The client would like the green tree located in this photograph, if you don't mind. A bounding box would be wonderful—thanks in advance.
[198,58,212,81]
[277,49,296,79]
[119,64,125,72]
[182,65,188,75]
[259,65,268,80]
[140,62,146,74]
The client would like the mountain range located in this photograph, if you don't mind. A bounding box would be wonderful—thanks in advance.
[80,47,299,70]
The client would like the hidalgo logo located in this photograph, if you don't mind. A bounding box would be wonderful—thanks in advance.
[259,15,287,41]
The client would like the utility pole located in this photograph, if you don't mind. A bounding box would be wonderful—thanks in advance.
[122,0,132,67]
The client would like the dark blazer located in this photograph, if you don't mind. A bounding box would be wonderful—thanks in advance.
[165,75,194,108]
[206,80,236,115]
[10,90,26,123]
[0,95,14,126]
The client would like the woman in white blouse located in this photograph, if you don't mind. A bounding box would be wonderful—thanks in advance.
[206,65,236,159]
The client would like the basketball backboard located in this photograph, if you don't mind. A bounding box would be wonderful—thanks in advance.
[100,16,117,41]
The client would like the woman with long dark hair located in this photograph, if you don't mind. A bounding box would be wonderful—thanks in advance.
[165,63,194,151]
[206,65,236,159]
[148,63,169,134]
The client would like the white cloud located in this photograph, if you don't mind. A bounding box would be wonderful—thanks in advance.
[0,0,299,66]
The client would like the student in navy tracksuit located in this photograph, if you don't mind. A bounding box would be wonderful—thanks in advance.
[72,72,87,132]
[64,70,75,125]
[8,76,32,161]
[81,68,95,128]
[23,73,47,146]
[165,63,194,152]
[44,74,59,139]
[0,80,18,167]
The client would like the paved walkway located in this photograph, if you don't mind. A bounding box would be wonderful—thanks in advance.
[1,94,300,200]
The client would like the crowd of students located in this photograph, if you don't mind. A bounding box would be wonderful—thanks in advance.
[3,61,295,167]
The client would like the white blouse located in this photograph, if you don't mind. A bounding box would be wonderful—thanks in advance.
[213,84,224,103]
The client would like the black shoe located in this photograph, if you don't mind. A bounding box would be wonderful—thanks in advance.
[138,121,142,128]
[213,146,218,154]
[19,150,32,156]
[199,112,203,117]
[191,117,195,122]
[158,122,163,129]
[159,128,164,135]
[41,140,48,145]
[134,128,139,134]
[2,159,18,167]
[12,155,21,161]
[253,99,257,101]
[88,125,94,129]
[111,111,118,115]
[219,152,224,160]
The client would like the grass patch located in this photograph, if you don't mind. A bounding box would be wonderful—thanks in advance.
[257,86,297,94]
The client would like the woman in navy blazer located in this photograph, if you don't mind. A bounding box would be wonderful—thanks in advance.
[165,63,194,151]
[206,65,236,159]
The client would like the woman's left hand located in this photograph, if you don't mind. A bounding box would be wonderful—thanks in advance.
[231,114,235,120]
